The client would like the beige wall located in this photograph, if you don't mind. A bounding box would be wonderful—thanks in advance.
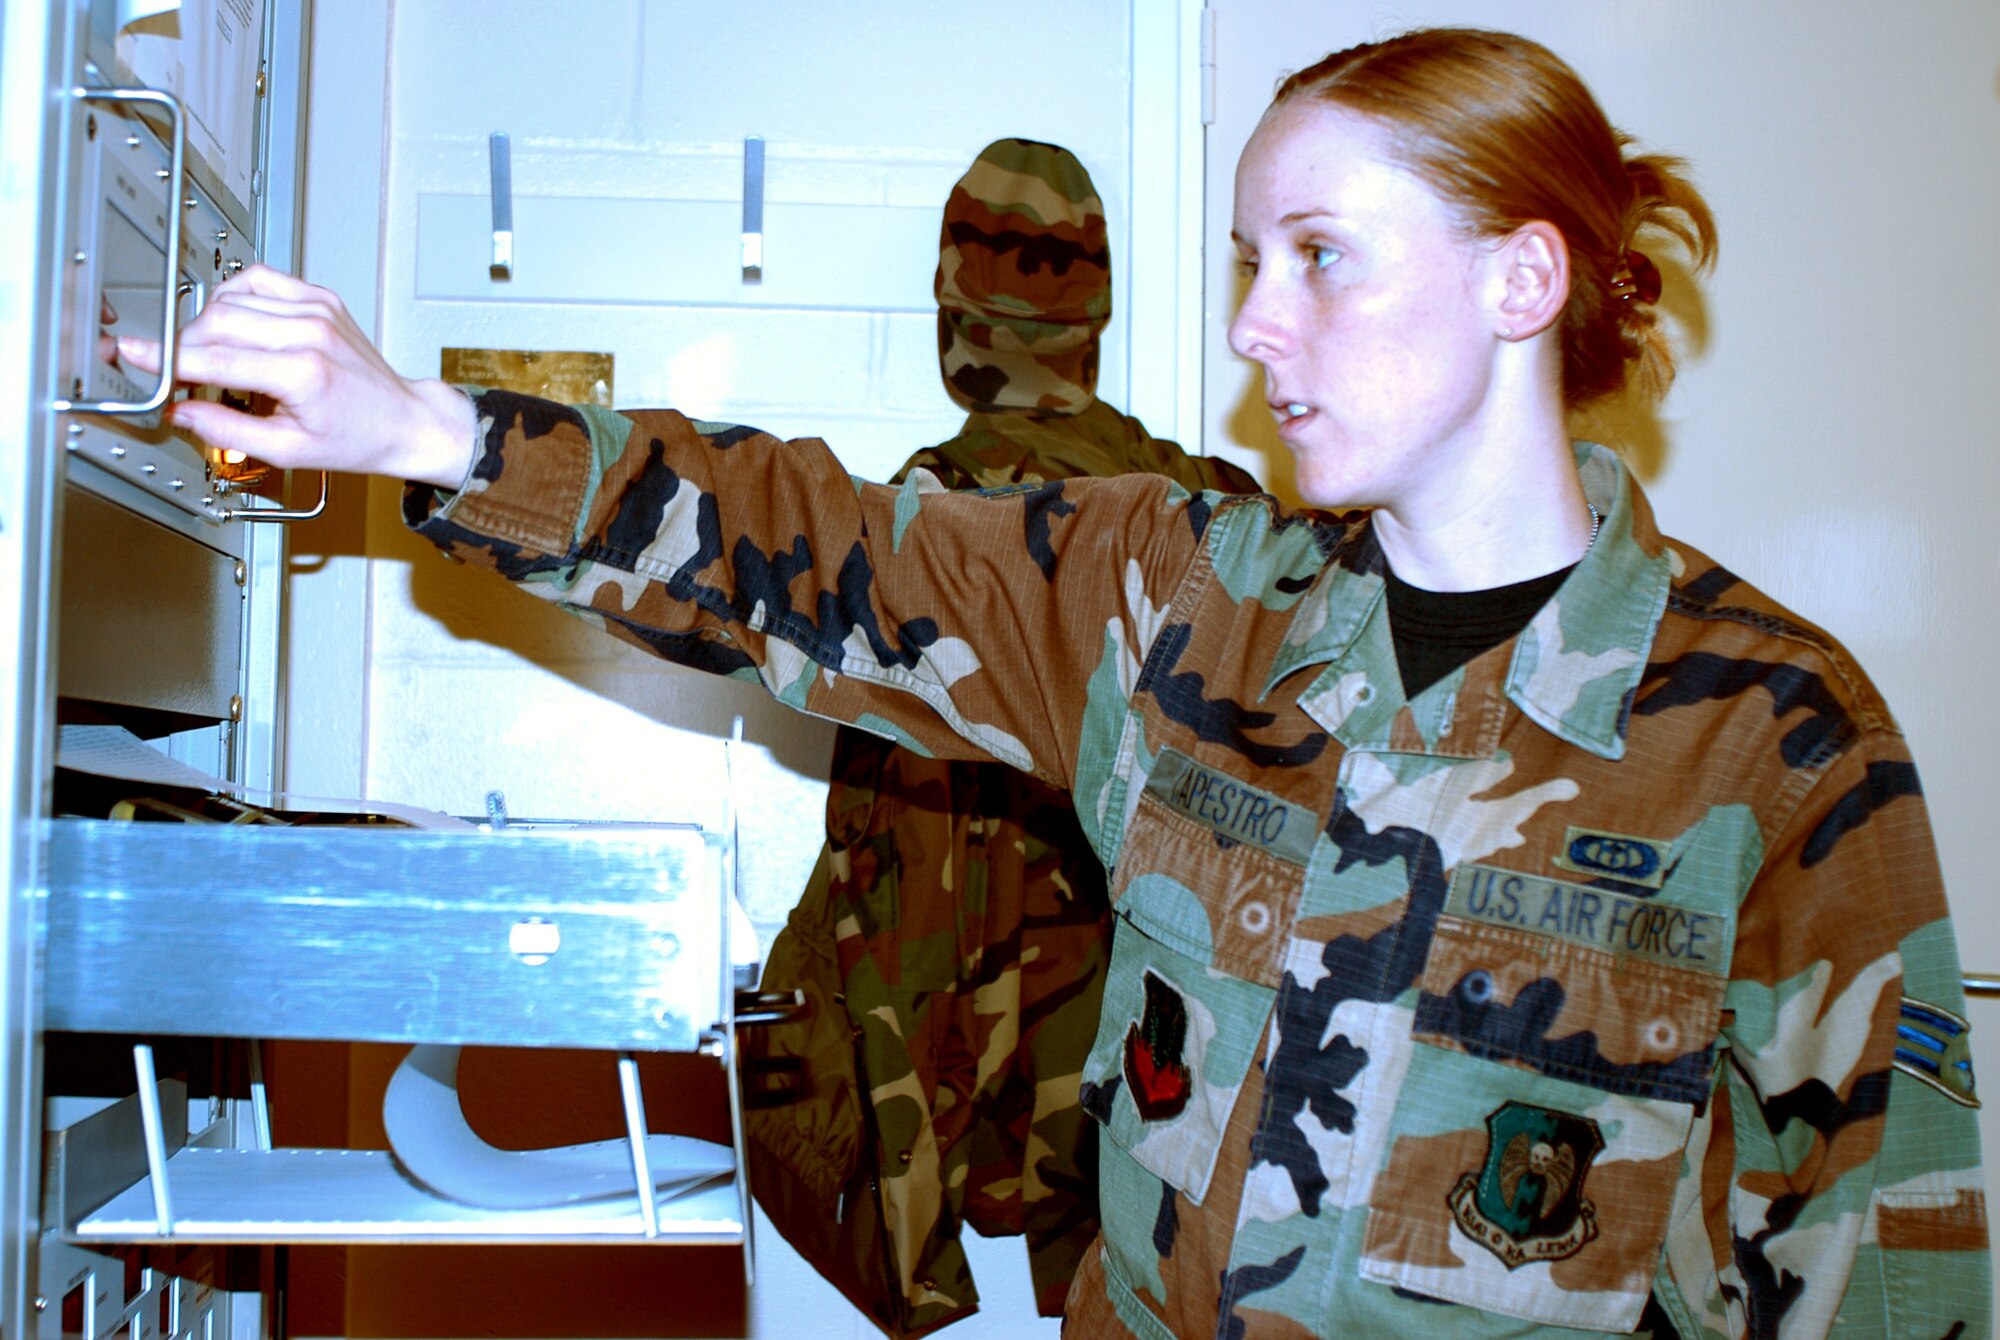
[1203,1,2000,1320]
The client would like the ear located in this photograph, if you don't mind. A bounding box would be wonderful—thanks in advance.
[1492,221,1569,341]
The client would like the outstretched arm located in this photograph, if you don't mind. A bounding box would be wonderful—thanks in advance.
[132,266,1218,812]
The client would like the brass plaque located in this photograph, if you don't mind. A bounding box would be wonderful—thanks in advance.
[440,347,614,407]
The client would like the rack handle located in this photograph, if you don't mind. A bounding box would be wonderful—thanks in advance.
[220,468,329,524]
[55,86,186,417]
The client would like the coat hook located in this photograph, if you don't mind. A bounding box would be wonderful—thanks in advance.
[489,132,513,281]
[742,136,764,284]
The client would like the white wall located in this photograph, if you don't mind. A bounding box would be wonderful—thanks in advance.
[1202,1,2000,1320]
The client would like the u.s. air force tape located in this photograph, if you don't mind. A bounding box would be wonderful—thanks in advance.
[1446,863,1728,974]
[1144,747,1318,866]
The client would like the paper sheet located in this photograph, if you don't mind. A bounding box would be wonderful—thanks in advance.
[382,1045,733,1210]
[56,724,476,829]
[115,0,263,205]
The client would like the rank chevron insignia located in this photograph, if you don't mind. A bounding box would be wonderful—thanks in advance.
[1894,996,1979,1107]
[1123,970,1192,1122]
[1449,1101,1605,1268]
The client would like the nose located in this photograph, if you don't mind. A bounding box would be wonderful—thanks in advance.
[1227,271,1287,367]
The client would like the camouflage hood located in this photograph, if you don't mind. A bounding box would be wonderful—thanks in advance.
[935,138,1110,415]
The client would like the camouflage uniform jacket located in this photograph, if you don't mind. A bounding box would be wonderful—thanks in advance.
[744,402,1258,1335]
[410,393,1989,1340]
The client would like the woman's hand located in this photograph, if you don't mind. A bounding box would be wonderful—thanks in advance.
[119,264,476,490]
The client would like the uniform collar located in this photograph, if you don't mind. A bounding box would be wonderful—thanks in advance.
[1274,443,1672,761]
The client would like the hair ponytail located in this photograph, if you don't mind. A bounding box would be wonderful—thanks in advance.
[1275,28,1718,408]
[1606,150,1717,405]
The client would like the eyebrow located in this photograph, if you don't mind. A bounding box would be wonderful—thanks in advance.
[1230,209,1342,244]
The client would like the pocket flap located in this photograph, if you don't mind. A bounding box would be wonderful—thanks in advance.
[1079,920,1274,1206]
[1414,865,1729,1104]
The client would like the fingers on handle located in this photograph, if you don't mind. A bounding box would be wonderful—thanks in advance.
[179,301,346,357]
[167,397,292,462]
[168,343,322,406]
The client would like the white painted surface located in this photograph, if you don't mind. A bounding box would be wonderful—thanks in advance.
[1203,1,2000,1321]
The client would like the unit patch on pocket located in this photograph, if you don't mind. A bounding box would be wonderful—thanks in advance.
[1448,1101,1605,1269]
[1894,997,1979,1107]
[1124,971,1193,1121]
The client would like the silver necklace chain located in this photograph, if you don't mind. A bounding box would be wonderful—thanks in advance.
[1586,501,1603,551]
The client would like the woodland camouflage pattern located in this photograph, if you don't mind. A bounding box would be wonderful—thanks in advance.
[410,403,1988,1338]
[743,136,1260,1336]
[934,137,1110,415]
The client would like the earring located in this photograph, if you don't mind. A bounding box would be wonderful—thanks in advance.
[1499,325,1515,338]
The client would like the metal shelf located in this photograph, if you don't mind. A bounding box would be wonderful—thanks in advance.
[71,1147,743,1245]
[39,812,757,1256]
[43,819,731,1051]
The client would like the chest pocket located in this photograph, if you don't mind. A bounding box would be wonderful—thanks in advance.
[1358,861,1732,1333]
[1107,747,1319,989]
[1080,744,1319,1204]
[1078,916,1274,1207]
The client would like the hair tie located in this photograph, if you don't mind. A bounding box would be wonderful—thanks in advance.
[1611,249,1662,305]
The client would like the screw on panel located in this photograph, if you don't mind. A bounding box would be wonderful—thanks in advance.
[72,250,86,264]
[34,1294,48,1310]
[86,114,97,139]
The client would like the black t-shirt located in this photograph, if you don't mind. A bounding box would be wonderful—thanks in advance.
[1385,563,1575,699]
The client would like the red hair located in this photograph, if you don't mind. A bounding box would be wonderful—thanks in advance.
[1274,28,1717,407]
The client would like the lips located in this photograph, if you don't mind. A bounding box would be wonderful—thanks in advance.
[1270,400,1315,437]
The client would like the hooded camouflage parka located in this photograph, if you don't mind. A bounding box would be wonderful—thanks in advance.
[740,138,1261,1338]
